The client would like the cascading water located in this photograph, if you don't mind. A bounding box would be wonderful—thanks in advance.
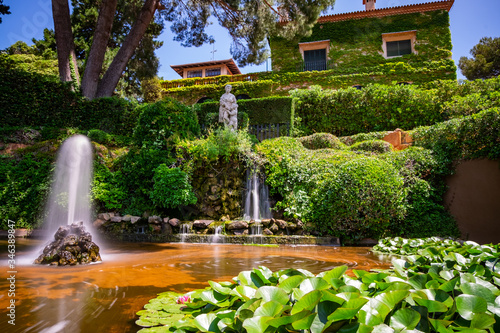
[210,225,224,244]
[179,223,193,243]
[44,135,93,233]
[243,167,272,236]
[34,135,101,265]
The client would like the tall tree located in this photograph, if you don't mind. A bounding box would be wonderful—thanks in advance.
[52,0,80,85]
[52,0,336,99]
[459,37,500,80]
[0,0,10,23]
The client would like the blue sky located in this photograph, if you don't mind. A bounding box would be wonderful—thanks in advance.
[1,0,499,80]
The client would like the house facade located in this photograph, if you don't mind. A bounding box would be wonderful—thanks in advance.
[161,0,456,105]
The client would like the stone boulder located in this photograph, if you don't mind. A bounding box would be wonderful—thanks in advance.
[227,221,249,230]
[34,221,102,266]
[148,216,162,224]
[169,218,181,227]
[193,220,214,229]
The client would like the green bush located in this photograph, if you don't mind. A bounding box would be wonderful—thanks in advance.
[87,129,111,145]
[349,139,393,154]
[133,98,200,149]
[298,133,346,150]
[0,151,53,229]
[194,96,293,125]
[151,166,197,209]
[310,158,405,242]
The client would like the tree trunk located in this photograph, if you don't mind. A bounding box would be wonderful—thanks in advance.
[81,0,118,99]
[52,0,79,85]
[95,0,159,98]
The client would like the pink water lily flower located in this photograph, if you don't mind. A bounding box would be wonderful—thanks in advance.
[176,295,191,304]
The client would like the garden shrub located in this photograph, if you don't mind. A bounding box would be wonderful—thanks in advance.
[349,139,393,154]
[309,157,406,242]
[339,131,388,146]
[111,148,175,215]
[151,165,197,209]
[133,98,200,150]
[298,133,346,150]
[87,129,111,145]
[0,150,54,229]
[194,96,293,125]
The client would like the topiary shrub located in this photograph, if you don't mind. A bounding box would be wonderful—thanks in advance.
[309,157,406,243]
[151,165,197,209]
[133,98,200,149]
[298,133,346,150]
[349,139,393,154]
[87,129,111,145]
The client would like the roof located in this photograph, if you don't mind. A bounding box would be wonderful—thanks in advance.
[317,0,454,23]
[170,59,242,77]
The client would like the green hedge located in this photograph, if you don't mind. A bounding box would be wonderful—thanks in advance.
[194,96,293,126]
[0,59,139,135]
[291,78,500,136]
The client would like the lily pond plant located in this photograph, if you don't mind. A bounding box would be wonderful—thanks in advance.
[137,237,500,333]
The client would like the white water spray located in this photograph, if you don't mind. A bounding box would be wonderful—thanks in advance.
[243,167,272,234]
[43,135,93,234]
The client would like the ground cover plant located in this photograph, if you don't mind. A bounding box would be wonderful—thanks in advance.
[136,237,500,332]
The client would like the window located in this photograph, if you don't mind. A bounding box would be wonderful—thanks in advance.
[187,70,202,78]
[304,49,327,71]
[298,40,330,72]
[382,31,417,59]
[386,40,412,57]
[206,67,221,77]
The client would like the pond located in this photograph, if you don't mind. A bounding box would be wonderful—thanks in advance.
[0,239,391,332]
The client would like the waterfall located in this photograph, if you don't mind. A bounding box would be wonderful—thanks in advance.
[243,167,272,236]
[210,225,224,244]
[179,223,192,243]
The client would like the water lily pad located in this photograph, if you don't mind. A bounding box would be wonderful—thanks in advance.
[254,300,284,317]
[242,316,273,333]
[299,277,330,293]
[456,294,488,320]
[291,290,322,314]
[328,298,369,321]
[390,308,421,330]
[193,313,220,332]
[255,286,290,305]
[278,275,304,293]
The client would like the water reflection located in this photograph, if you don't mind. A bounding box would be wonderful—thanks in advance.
[0,239,391,332]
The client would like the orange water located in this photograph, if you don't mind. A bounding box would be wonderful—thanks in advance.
[0,239,391,332]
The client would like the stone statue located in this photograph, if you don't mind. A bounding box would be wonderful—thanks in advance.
[219,84,238,131]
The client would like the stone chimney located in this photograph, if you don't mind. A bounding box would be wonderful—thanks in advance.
[363,0,376,11]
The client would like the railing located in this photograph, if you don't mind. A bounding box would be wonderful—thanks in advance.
[162,73,260,90]
[248,123,290,141]
[297,60,335,72]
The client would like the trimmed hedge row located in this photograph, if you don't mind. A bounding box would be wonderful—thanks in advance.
[194,96,294,126]
[0,60,139,134]
[291,78,500,136]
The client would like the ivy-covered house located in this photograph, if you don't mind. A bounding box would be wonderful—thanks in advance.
[161,0,457,105]
[270,0,456,85]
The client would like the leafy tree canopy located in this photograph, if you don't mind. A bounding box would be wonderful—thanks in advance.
[0,0,10,23]
[51,0,336,99]
[459,36,500,80]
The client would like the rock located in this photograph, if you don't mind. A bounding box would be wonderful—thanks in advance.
[148,216,162,224]
[162,223,173,235]
[169,218,181,227]
[275,219,288,229]
[54,226,70,240]
[262,228,273,235]
[97,213,113,221]
[93,219,106,228]
[110,216,122,223]
[152,224,162,233]
[233,229,249,235]
[163,217,170,224]
[287,222,297,231]
[269,223,279,233]
[193,220,214,229]
[261,219,272,227]
[122,214,132,222]
[130,216,141,224]
[297,220,304,228]
[34,223,101,266]
[227,221,248,230]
